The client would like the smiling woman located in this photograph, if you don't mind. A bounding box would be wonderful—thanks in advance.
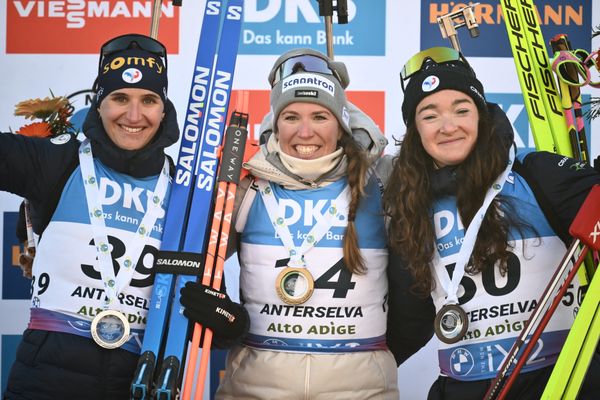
[276,102,342,160]
[0,33,180,400]
[98,88,165,151]
[178,48,400,400]
[384,47,600,400]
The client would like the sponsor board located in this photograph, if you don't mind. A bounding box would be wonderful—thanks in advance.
[7,0,180,53]
[2,212,31,301]
[486,93,591,151]
[240,0,385,55]
[420,0,591,57]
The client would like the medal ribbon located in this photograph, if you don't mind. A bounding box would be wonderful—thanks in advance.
[256,179,350,267]
[433,146,515,305]
[79,139,170,309]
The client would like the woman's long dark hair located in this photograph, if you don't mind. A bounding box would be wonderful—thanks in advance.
[383,104,527,295]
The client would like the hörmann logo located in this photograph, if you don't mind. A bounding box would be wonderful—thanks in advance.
[420,0,590,58]
[8,0,179,53]
[240,0,384,55]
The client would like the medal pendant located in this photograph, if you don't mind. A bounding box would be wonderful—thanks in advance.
[434,304,468,344]
[275,267,315,305]
[90,309,130,349]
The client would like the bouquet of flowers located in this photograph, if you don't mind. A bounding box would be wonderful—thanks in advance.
[14,95,74,138]
[13,93,74,278]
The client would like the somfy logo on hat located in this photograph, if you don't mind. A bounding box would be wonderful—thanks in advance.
[422,75,439,92]
[122,68,142,84]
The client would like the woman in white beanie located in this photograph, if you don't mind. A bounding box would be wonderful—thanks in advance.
[180,48,400,399]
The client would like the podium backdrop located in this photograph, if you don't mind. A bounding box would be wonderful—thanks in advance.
[1,1,598,398]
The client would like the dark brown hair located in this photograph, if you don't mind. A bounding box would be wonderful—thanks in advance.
[383,105,526,295]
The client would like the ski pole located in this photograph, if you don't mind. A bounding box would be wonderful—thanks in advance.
[549,34,599,285]
[150,0,181,40]
[550,34,590,162]
[483,239,581,400]
[494,247,589,400]
[316,0,348,59]
[180,90,250,400]
[484,184,600,400]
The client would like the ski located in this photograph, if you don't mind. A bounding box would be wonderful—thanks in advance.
[154,1,244,398]
[180,91,250,400]
[549,34,591,162]
[484,185,600,400]
[542,262,600,399]
[130,1,242,399]
[499,0,572,156]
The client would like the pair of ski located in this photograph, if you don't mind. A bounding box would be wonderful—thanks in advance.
[500,0,572,156]
[131,1,246,399]
[485,2,598,398]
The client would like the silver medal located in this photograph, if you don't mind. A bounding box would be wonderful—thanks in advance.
[91,309,130,349]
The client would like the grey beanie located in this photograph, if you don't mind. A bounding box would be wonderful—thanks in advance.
[269,48,351,135]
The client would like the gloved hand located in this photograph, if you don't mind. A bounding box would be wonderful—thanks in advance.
[180,281,248,341]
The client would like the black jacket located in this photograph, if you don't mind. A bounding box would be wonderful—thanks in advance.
[385,103,600,366]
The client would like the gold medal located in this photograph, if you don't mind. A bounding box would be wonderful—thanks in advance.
[275,267,315,305]
[90,309,130,349]
[434,304,468,344]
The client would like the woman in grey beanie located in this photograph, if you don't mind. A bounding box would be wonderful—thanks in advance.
[183,48,399,399]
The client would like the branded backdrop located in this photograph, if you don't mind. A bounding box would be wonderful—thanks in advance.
[0,1,598,398]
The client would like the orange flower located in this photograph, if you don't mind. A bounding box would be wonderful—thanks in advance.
[16,122,53,138]
[14,94,74,137]
[14,97,70,120]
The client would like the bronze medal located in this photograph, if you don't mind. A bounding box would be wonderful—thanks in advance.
[275,267,315,305]
[434,304,468,344]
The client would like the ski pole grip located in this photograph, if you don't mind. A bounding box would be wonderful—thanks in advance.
[569,184,600,250]
[317,0,333,16]
[336,0,349,24]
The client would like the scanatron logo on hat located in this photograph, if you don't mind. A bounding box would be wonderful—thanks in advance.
[281,73,335,97]
[422,75,439,92]
[122,68,143,84]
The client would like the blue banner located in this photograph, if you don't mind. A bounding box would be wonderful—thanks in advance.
[2,212,31,300]
[240,0,385,55]
[420,0,592,57]
[486,93,591,152]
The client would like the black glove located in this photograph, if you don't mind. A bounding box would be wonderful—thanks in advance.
[180,282,247,341]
